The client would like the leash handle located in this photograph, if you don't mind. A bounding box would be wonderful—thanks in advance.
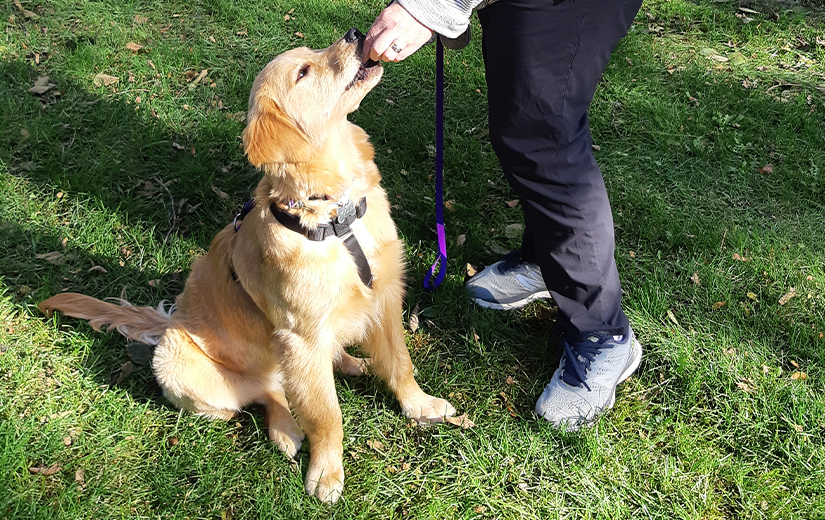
[423,38,447,291]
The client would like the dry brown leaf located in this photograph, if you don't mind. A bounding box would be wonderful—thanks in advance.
[505,199,519,208]
[444,200,455,212]
[473,506,486,514]
[93,73,119,87]
[28,84,52,95]
[366,439,385,452]
[732,253,748,262]
[168,436,179,447]
[790,360,799,368]
[125,42,143,52]
[466,263,477,277]
[295,32,305,39]
[793,424,804,433]
[88,265,108,275]
[36,251,66,265]
[74,468,85,484]
[791,371,807,380]
[445,413,475,429]
[209,36,216,43]
[29,464,61,475]
[60,237,68,249]
[189,69,209,88]
[148,279,161,288]
[758,164,773,174]
[211,185,229,199]
[456,234,466,247]
[284,14,291,20]
[505,376,514,385]
[63,436,72,446]
[736,381,751,392]
[690,272,700,286]
[629,251,636,258]
[13,0,39,19]
[408,303,419,333]
[134,14,148,24]
[712,301,727,310]
[779,289,796,306]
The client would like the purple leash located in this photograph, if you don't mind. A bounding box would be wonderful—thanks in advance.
[423,38,447,291]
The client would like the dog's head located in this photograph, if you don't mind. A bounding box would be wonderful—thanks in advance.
[243,28,383,167]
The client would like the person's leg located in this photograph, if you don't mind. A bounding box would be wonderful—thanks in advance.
[477,0,643,429]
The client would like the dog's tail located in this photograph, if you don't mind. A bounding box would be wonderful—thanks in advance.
[39,293,174,346]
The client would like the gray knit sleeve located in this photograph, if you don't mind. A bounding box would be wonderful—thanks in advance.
[396,0,485,39]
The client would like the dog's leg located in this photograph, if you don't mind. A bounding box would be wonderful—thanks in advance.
[362,295,456,424]
[280,334,345,503]
[336,350,372,376]
[261,390,304,459]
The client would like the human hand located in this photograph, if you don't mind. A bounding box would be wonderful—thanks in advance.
[364,2,433,63]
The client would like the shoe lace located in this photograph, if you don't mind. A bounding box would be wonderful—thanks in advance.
[497,249,525,273]
[560,331,613,391]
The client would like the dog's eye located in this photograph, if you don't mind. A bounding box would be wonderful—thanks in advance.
[297,65,310,82]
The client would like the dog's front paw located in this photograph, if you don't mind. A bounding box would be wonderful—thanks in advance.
[268,420,305,459]
[401,392,456,424]
[304,454,344,503]
[337,352,371,376]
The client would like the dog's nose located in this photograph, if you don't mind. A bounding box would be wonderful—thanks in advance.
[344,27,364,43]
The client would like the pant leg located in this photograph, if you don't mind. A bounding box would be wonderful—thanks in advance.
[478,0,642,337]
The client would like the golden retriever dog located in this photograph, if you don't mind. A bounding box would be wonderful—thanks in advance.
[40,28,455,503]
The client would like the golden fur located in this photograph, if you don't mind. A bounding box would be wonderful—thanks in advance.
[39,34,455,503]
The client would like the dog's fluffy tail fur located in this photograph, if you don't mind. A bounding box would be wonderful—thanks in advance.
[39,293,173,346]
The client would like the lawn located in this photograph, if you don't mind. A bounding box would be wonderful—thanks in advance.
[1,0,824,518]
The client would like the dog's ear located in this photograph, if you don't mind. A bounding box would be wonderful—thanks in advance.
[243,99,312,166]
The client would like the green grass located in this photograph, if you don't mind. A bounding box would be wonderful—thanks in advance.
[1,0,824,518]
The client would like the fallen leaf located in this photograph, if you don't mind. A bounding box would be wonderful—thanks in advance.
[284,14,291,20]
[758,164,773,174]
[61,237,68,249]
[762,365,770,374]
[790,360,799,368]
[148,279,161,288]
[88,265,108,275]
[236,29,247,36]
[93,73,119,87]
[793,424,804,433]
[29,465,61,475]
[366,439,385,452]
[505,223,523,239]
[189,69,209,88]
[732,253,748,262]
[473,506,486,514]
[63,436,72,446]
[505,199,519,208]
[17,285,33,296]
[211,185,229,199]
[294,32,304,39]
[28,84,52,95]
[456,234,466,247]
[74,468,85,484]
[690,272,700,286]
[667,309,680,327]
[736,381,752,392]
[13,0,39,19]
[125,42,143,52]
[747,292,759,302]
[445,413,475,429]
[408,303,419,333]
[466,263,477,277]
[791,371,807,380]
[629,251,636,258]
[505,376,514,385]
[779,289,797,306]
[592,144,601,151]
[36,251,66,265]
[168,436,179,447]
[444,200,455,212]
[209,35,216,43]
[712,301,727,310]
[738,7,760,14]
[134,14,148,24]
[109,361,134,386]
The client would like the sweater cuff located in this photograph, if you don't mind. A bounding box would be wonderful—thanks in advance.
[396,0,477,39]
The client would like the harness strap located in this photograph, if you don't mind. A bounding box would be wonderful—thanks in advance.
[269,198,373,288]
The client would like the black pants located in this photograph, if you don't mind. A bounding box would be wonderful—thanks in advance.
[478,0,642,337]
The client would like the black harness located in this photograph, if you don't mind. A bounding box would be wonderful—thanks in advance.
[234,197,373,288]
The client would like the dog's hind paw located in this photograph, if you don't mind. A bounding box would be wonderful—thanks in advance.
[268,421,305,459]
[401,394,456,424]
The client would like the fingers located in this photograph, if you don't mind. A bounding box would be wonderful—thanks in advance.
[364,2,433,63]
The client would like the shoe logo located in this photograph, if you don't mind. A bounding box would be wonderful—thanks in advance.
[514,274,544,290]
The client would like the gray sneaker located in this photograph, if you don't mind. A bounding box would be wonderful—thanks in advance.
[535,328,642,431]
[466,250,551,310]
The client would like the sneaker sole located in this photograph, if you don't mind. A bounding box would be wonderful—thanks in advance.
[470,290,551,311]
